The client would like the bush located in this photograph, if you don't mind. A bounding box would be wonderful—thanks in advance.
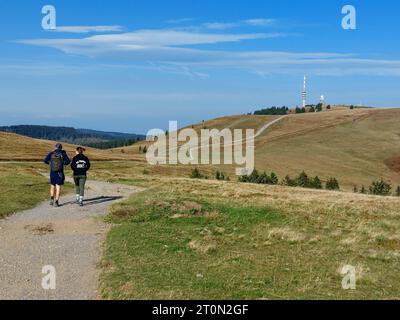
[312,176,323,189]
[369,179,391,196]
[282,175,297,187]
[326,178,340,191]
[396,186,400,197]
[270,172,279,185]
[216,171,229,181]
[190,168,204,179]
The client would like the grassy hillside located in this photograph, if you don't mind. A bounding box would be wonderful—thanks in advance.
[119,108,400,191]
[2,108,400,191]
[98,170,400,299]
[254,108,400,190]
[0,132,143,161]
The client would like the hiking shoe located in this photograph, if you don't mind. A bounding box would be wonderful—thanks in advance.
[54,200,60,208]
[79,201,84,207]
[50,198,54,206]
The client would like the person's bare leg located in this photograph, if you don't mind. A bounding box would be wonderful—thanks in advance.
[50,185,55,205]
[55,185,61,201]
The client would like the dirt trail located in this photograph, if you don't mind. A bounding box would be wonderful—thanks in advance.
[0,178,139,300]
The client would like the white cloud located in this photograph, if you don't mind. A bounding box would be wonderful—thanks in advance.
[16,26,400,77]
[166,18,194,24]
[51,25,124,33]
[19,29,284,56]
[244,19,275,27]
[203,22,240,30]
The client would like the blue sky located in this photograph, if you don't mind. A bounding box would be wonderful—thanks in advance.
[0,0,400,133]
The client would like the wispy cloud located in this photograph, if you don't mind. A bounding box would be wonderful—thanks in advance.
[166,18,194,24]
[51,25,124,33]
[19,29,284,54]
[202,18,276,30]
[203,22,240,30]
[16,24,400,78]
[244,19,275,27]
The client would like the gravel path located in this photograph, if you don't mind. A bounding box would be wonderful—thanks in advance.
[0,179,139,300]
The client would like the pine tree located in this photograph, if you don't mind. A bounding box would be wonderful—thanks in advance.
[191,168,203,179]
[296,171,311,188]
[270,172,279,185]
[326,178,340,191]
[369,179,391,196]
[312,176,322,189]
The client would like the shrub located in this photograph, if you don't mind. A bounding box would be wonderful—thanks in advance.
[360,185,366,194]
[190,168,204,179]
[216,171,229,181]
[270,172,279,185]
[396,186,400,197]
[369,179,391,196]
[326,178,340,191]
[282,175,297,187]
[312,176,323,189]
[296,171,311,188]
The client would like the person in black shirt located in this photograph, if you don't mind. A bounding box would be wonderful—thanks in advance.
[71,147,91,206]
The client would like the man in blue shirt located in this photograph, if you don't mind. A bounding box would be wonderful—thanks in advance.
[44,143,71,207]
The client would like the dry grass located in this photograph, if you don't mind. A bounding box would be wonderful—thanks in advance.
[0,132,143,161]
[3,108,400,192]
[98,164,400,299]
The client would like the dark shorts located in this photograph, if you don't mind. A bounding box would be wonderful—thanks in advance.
[50,171,65,186]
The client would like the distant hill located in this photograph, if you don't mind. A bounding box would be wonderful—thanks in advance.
[0,125,145,149]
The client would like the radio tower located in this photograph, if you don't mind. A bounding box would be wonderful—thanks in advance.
[301,75,307,108]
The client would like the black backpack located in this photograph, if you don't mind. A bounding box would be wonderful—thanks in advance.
[50,151,64,172]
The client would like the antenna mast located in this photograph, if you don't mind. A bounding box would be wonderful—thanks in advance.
[301,75,307,108]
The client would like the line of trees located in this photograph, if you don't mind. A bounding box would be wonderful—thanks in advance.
[190,168,400,198]
[239,170,339,191]
[86,138,139,149]
[253,107,289,115]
